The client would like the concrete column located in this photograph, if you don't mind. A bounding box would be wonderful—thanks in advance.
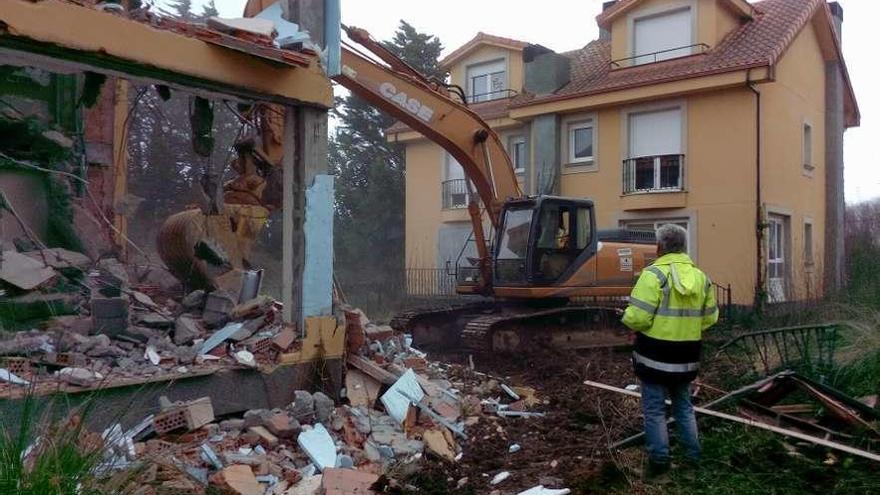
[824,2,845,293]
[532,114,561,196]
[300,108,333,319]
[522,121,533,195]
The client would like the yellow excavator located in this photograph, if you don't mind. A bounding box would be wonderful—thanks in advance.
[158,25,657,353]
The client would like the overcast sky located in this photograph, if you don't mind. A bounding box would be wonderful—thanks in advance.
[155,0,879,203]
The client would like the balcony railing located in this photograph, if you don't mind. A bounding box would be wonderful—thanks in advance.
[623,154,685,194]
[467,88,518,104]
[442,179,469,209]
[610,43,710,68]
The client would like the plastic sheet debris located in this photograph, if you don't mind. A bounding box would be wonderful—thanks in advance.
[0,368,30,386]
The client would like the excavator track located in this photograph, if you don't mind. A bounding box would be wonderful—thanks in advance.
[461,305,632,353]
[391,301,496,349]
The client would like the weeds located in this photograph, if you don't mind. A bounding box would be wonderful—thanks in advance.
[0,391,145,495]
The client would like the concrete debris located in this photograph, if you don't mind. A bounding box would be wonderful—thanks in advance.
[381,369,425,425]
[181,289,207,310]
[491,471,511,485]
[297,423,336,472]
[289,390,316,422]
[234,349,257,368]
[174,314,203,345]
[57,367,103,387]
[517,486,572,495]
[207,16,277,37]
[211,464,263,495]
[22,248,90,270]
[321,467,380,495]
[423,428,457,462]
[0,250,57,290]
[313,391,334,424]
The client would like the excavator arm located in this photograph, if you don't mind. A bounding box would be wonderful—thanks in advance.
[335,27,523,291]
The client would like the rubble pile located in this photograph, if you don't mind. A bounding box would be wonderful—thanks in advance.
[52,306,562,495]
[0,249,297,393]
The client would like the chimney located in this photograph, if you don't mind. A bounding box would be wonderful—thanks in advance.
[824,1,846,292]
[523,45,571,96]
[599,1,617,41]
[829,1,843,41]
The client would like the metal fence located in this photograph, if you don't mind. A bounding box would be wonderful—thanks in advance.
[405,268,459,297]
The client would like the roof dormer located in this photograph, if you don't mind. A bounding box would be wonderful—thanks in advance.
[598,0,755,68]
[440,33,529,103]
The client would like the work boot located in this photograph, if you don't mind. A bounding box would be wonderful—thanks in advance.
[643,460,671,483]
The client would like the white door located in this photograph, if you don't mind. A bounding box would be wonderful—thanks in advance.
[767,216,787,302]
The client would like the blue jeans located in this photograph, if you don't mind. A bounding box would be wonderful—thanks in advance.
[640,380,700,464]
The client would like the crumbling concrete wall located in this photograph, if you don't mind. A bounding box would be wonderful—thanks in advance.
[0,171,49,244]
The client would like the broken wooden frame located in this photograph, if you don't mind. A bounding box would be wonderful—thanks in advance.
[584,379,880,463]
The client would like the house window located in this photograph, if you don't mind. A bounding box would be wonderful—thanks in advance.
[767,214,789,302]
[509,136,526,174]
[803,123,814,170]
[625,107,683,193]
[633,7,694,65]
[804,222,814,265]
[568,121,595,165]
[442,153,468,209]
[621,219,692,255]
[466,60,507,103]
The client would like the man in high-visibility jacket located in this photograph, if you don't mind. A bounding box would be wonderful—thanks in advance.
[622,224,718,476]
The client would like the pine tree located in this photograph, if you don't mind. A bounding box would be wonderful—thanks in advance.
[157,0,195,20]
[201,0,219,18]
[331,21,444,300]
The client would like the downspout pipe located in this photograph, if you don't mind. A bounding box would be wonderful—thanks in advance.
[747,70,764,311]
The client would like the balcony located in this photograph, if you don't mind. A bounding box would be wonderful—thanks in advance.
[610,43,709,68]
[467,88,518,104]
[442,179,469,209]
[623,154,685,195]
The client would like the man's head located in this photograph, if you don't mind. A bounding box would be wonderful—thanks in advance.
[656,224,688,256]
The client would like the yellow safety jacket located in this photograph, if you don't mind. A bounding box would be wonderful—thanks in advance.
[622,252,718,383]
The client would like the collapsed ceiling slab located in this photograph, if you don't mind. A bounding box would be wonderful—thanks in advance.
[0,0,332,107]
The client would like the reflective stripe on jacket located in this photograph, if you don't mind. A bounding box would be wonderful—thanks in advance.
[622,252,719,383]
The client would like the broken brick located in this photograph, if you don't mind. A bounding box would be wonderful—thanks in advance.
[321,468,380,495]
[247,426,279,448]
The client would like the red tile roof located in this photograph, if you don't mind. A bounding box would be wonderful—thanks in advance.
[386,97,512,135]
[439,32,530,69]
[512,0,855,120]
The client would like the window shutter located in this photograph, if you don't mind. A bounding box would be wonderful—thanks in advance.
[629,108,682,157]
[634,8,693,62]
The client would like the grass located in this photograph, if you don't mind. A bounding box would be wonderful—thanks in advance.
[0,391,146,495]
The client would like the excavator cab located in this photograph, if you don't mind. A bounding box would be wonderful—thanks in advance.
[494,196,596,287]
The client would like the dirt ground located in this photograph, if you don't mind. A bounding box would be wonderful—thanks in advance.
[405,347,651,495]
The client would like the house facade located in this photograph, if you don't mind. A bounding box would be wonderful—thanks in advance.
[387,0,859,305]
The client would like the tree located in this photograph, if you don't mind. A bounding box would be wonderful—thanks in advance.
[157,0,196,20]
[330,21,444,299]
[201,0,219,18]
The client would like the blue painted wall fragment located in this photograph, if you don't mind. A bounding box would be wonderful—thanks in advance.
[323,0,342,77]
[303,174,334,318]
